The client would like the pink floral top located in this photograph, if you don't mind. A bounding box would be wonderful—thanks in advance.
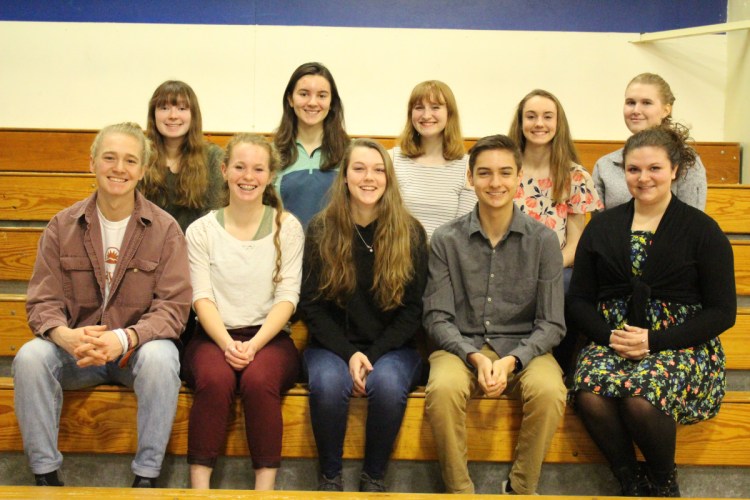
[514,163,603,249]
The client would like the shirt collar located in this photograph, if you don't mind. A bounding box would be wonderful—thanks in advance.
[295,140,322,157]
[72,190,154,227]
[467,204,531,242]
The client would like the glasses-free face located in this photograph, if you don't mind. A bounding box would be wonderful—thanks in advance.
[90,132,145,201]
[222,143,272,206]
[521,95,557,147]
[345,146,387,212]
[411,97,448,139]
[154,99,192,140]
[623,83,671,134]
[287,75,332,130]
[468,149,520,212]
[624,145,677,207]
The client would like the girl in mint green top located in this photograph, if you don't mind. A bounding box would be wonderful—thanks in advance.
[273,62,348,227]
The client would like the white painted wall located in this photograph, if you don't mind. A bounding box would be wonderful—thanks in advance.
[726,0,750,182]
[0,21,727,142]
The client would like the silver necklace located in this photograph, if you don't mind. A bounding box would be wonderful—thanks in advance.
[354,224,374,253]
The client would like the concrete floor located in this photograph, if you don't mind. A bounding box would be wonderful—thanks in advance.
[1,453,749,496]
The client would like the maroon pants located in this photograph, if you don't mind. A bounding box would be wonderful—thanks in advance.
[185,325,300,469]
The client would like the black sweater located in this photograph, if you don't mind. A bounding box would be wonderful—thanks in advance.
[300,217,429,363]
[566,196,736,352]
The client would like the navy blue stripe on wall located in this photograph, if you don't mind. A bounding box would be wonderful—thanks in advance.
[0,0,727,33]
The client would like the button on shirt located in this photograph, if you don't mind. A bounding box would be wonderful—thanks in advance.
[423,205,565,368]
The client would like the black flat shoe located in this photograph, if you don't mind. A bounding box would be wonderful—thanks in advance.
[132,475,157,488]
[35,470,63,487]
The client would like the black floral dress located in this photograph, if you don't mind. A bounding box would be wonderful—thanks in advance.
[572,231,726,424]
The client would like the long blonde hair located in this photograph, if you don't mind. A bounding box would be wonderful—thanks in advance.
[223,133,285,283]
[308,139,418,310]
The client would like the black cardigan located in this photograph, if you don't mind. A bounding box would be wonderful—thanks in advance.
[299,216,429,364]
[566,196,736,352]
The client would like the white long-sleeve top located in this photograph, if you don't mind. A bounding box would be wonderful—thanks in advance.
[186,209,304,329]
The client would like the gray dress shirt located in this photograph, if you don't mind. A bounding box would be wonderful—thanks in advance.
[423,205,565,369]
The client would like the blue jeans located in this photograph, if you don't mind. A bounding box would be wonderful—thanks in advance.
[12,338,180,478]
[303,346,421,479]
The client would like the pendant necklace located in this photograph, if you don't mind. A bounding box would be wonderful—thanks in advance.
[354,224,374,253]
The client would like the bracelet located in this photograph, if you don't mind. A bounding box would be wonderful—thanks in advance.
[118,328,137,368]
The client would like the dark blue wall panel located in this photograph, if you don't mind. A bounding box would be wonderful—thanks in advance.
[0,0,727,33]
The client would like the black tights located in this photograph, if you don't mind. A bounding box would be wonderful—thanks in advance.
[576,390,676,482]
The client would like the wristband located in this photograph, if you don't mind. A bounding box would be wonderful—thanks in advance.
[112,328,128,354]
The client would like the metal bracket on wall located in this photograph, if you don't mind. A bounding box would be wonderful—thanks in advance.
[631,19,750,43]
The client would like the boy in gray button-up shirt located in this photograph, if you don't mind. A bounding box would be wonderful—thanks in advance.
[424,134,566,495]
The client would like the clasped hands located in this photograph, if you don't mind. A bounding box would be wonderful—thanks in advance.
[50,325,124,367]
[349,352,373,397]
[224,340,259,370]
[609,323,650,360]
[468,352,515,398]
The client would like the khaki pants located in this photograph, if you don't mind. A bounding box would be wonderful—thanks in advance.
[425,347,565,494]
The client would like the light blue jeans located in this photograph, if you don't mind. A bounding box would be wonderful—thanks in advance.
[12,337,180,478]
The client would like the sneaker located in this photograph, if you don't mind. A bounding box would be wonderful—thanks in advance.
[359,471,386,492]
[34,470,63,487]
[132,475,157,488]
[502,479,514,495]
[318,474,343,492]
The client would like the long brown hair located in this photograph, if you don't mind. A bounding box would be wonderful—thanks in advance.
[141,80,210,209]
[273,62,348,172]
[223,133,285,283]
[397,80,464,161]
[308,139,418,310]
[508,89,579,204]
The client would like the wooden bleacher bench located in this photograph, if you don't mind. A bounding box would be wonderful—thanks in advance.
[0,128,748,469]
[0,128,742,183]
[1,310,749,465]
[3,180,750,292]
[1,376,749,466]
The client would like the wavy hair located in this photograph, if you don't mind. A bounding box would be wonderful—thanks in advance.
[141,80,211,209]
[397,80,464,161]
[273,62,348,172]
[308,139,418,310]
[222,133,285,283]
[508,89,579,204]
[623,123,696,180]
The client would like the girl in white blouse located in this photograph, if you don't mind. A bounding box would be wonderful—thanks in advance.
[184,133,304,490]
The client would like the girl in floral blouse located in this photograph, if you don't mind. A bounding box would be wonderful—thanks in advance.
[509,89,602,290]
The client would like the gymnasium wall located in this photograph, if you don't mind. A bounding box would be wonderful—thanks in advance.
[0,1,733,146]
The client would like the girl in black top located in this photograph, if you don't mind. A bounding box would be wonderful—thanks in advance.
[300,139,428,493]
[567,125,736,497]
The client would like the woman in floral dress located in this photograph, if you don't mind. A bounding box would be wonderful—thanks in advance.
[509,89,603,291]
[566,124,736,497]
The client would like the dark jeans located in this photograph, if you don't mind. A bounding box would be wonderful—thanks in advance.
[303,346,422,479]
[185,325,299,469]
